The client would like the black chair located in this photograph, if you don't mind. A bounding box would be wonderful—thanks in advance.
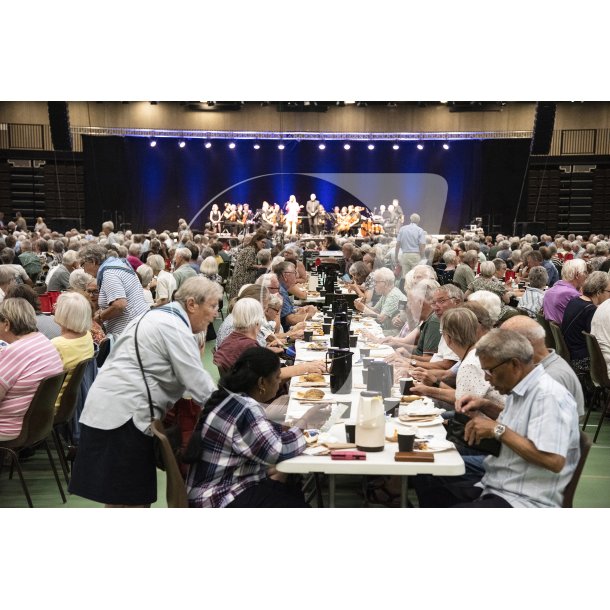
[0,372,67,507]
[562,431,592,508]
[536,313,556,350]
[582,332,610,442]
[549,321,571,364]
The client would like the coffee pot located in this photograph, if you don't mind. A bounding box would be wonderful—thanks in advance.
[332,320,350,349]
[324,270,338,294]
[332,298,348,314]
[356,391,385,452]
[366,360,394,398]
[325,347,353,394]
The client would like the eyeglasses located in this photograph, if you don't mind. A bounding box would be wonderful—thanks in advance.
[283,270,296,275]
[431,297,450,306]
[482,358,512,376]
[86,289,99,295]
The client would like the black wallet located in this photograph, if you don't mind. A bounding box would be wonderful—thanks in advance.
[445,412,502,457]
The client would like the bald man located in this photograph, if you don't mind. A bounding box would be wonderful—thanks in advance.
[501,315,584,421]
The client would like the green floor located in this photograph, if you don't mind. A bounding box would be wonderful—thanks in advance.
[1,315,609,508]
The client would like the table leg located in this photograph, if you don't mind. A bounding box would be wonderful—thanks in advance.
[329,474,336,508]
[400,476,409,508]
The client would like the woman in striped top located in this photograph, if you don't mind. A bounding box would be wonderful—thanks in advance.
[0,298,64,440]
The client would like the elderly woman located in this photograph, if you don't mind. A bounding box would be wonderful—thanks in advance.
[437,250,457,285]
[69,276,221,507]
[256,249,272,276]
[147,253,176,307]
[345,261,374,303]
[228,229,268,300]
[5,283,61,340]
[47,249,80,292]
[186,347,329,508]
[136,264,155,307]
[465,261,510,303]
[517,266,548,318]
[50,292,95,410]
[561,270,610,374]
[467,289,503,327]
[0,298,64,441]
[79,244,149,337]
[354,267,405,330]
[200,256,222,285]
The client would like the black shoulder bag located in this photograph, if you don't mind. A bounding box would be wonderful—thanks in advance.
[134,311,183,471]
[445,412,502,457]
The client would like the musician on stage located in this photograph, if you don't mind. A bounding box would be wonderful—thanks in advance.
[285,194,301,236]
[306,193,321,235]
[222,203,234,234]
[259,201,274,231]
[209,203,222,233]
[242,203,253,234]
[347,205,362,236]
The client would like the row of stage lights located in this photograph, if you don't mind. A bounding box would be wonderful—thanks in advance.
[149,140,451,150]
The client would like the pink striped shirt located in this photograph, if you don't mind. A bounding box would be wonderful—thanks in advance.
[0,333,64,440]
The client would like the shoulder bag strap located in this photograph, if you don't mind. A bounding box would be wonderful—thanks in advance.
[133,311,156,422]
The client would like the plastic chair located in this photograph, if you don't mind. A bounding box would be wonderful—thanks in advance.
[536,312,556,350]
[582,332,610,442]
[0,371,67,507]
[51,358,95,483]
[549,321,571,364]
[150,420,188,508]
[562,431,592,508]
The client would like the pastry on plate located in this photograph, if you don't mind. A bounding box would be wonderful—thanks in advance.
[297,388,325,400]
[400,395,420,403]
[301,373,325,383]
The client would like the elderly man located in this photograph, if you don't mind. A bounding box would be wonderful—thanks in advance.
[275,261,316,331]
[525,249,558,287]
[306,193,321,235]
[591,290,610,376]
[416,329,580,508]
[172,246,197,291]
[46,249,80,291]
[394,213,426,277]
[102,220,119,246]
[452,250,478,292]
[501,315,584,420]
[354,267,405,331]
[542,258,588,324]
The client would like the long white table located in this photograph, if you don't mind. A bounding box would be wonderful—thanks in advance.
[277,317,465,507]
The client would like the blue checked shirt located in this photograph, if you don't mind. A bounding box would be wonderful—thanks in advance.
[186,392,306,508]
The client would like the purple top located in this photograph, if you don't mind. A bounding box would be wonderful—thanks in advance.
[542,280,580,324]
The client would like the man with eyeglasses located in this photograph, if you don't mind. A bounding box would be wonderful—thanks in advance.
[416,329,580,508]
[275,261,317,331]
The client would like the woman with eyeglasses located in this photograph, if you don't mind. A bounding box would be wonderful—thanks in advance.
[68,270,106,346]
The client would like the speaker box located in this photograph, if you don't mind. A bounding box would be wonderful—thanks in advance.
[531,102,556,155]
[47,102,73,151]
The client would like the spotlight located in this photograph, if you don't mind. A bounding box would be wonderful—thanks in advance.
[253,143,261,150]
[150,140,157,148]
[443,142,450,150]
[368,143,375,150]
[204,141,212,149]
[319,143,326,150]
[278,143,285,150]
[392,143,400,150]
[229,142,236,149]
[417,143,424,150]
[179,140,186,148]
[344,143,351,150]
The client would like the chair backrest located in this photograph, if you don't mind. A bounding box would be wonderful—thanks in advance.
[150,420,188,508]
[562,431,592,508]
[96,337,112,368]
[54,358,95,427]
[536,313,556,350]
[582,331,610,387]
[549,321,571,364]
[218,262,231,282]
[1,372,66,449]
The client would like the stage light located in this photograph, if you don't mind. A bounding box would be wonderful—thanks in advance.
[278,143,285,150]
[204,141,212,149]
[368,143,375,150]
[253,143,261,150]
[150,140,157,148]
[344,143,351,150]
[229,142,236,149]
[443,142,450,150]
[179,141,186,148]
[319,143,326,150]
[417,143,424,150]
[392,143,400,150]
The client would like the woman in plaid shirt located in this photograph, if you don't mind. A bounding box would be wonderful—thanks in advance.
[185,347,329,508]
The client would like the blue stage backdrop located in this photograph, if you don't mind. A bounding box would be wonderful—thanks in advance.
[83,136,530,234]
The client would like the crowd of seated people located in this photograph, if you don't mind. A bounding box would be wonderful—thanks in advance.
[1,212,609,509]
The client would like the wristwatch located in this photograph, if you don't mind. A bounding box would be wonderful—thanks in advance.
[493,423,507,441]
[432,379,440,388]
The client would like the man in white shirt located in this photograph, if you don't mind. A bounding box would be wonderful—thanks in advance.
[394,213,426,278]
[591,298,610,376]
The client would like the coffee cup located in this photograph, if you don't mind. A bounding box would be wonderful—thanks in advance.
[349,334,358,347]
[304,330,313,342]
[345,422,356,444]
[322,323,331,335]
[397,427,416,452]
[399,377,414,395]
[360,347,371,358]
[362,357,374,368]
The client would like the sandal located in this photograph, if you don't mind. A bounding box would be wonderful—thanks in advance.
[365,484,400,508]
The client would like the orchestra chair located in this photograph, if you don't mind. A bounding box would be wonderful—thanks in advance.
[536,313,556,350]
[562,431,592,508]
[549,321,571,364]
[0,371,67,507]
[582,332,610,442]
[51,357,95,483]
[150,420,188,508]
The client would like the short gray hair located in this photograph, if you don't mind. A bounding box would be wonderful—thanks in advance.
[583,270,610,298]
[561,258,588,281]
[467,290,502,323]
[441,307,479,347]
[232,297,264,331]
[528,266,548,289]
[137,264,153,287]
[408,278,440,303]
[63,250,79,267]
[200,256,219,276]
[53,291,92,334]
[349,261,370,280]
[479,261,496,278]
[475,328,534,364]
[373,267,396,286]
[442,250,457,265]
[410,213,421,224]
[435,283,464,303]
[174,247,192,261]
[69,269,94,292]
[146,254,165,273]
[0,297,37,335]
[79,244,107,266]
[173,275,223,307]
[0,266,15,285]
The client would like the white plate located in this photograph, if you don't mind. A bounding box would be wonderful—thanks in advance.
[396,416,444,427]
[415,439,454,452]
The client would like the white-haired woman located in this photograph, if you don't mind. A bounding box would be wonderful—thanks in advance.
[465,260,511,304]
[147,253,176,307]
[136,264,154,307]
[467,290,508,326]
[200,256,222,285]
[51,291,95,410]
[354,267,405,330]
